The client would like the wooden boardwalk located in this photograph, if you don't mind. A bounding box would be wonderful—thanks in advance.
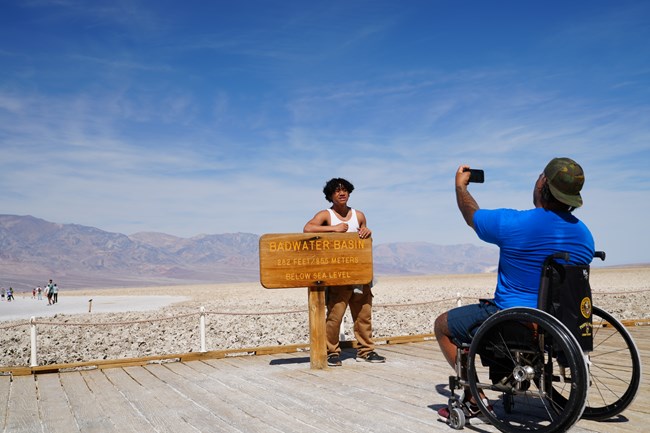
[1,327,648,433]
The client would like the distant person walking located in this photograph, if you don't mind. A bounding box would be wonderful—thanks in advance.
[37,286,43,300]
[46,279,54,305]
[1,287,5,301]
[52,283,59,303]
[6,287,14,302]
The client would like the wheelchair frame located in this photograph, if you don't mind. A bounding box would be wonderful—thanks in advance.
[444,252,642,432]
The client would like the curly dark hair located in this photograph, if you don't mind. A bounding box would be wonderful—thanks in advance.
[323,178,354,202]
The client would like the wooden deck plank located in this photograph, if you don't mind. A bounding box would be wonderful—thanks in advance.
[143,363,259,433]
[270,348,443,410]
[212,349,451,433]
[35,373,80,433]
[79,369,156,433]
[360,344,449,390]
[1,326,648,433]
[0,376,10,427]
[201,356,378,433]
[182,359,329,433]
[124,364,239,433]
[101,367,199,433]
[58,371,117,432]
[117,367,216,432]
[273,357,444,432]
[4,374,40,433]
[165,361,297,433]
[273,361,440,432]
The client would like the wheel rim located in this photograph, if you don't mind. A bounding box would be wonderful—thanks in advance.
[582,306,642,420]
[468,308,588,433]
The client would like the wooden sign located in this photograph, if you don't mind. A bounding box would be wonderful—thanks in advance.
[259,232,373,289]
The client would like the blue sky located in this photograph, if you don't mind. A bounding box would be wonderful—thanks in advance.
[1,0,649,266]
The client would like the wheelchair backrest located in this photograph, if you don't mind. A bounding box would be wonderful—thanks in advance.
[537,256,593,352]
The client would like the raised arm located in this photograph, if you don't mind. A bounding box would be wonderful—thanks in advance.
[455,165,480,229]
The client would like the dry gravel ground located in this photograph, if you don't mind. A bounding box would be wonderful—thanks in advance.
[1,266,648,367]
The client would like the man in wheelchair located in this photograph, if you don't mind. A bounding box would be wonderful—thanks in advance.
[434,157,595,423]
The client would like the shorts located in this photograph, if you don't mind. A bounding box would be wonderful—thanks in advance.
[447,299,500,346]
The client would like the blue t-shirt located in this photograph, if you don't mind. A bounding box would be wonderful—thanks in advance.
[473,208,595,310]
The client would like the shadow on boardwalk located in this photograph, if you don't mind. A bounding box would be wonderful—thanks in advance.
[1,327,648,433]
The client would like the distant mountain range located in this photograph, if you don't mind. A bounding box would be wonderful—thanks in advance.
[0,214,498,290]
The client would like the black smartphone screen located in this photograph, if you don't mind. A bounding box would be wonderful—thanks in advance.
[468,169,484,183]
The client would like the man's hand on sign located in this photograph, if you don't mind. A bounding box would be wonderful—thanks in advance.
[332,223,349,233]
[357,226,372,239]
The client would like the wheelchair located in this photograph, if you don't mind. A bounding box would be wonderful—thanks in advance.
[445,251,642,432]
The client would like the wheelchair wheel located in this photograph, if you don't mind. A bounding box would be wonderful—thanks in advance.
[545,306,642,421]
[449,407,465,430]
[581,306,640,420]
[467,308,588,433]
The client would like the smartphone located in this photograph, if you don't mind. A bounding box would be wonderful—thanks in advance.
[465,168,484,183]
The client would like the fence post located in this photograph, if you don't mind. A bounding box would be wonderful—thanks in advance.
[199,306,206,353]
[457,292,462,307]
[30,316,38,367]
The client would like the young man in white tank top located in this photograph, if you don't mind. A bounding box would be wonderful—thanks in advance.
[304,178,385,366]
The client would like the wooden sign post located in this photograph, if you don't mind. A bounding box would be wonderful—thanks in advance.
[259,232,373,369]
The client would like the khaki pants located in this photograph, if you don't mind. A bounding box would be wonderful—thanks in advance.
[326,284,375,358]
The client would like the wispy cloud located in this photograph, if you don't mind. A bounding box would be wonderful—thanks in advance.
[1,1,648,265]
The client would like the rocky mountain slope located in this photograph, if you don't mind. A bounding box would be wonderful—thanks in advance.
[0,214,497,289]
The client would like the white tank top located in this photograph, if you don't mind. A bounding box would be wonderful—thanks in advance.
[327,208,359,232]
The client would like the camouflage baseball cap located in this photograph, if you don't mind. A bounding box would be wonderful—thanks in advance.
[543,157,584,208]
